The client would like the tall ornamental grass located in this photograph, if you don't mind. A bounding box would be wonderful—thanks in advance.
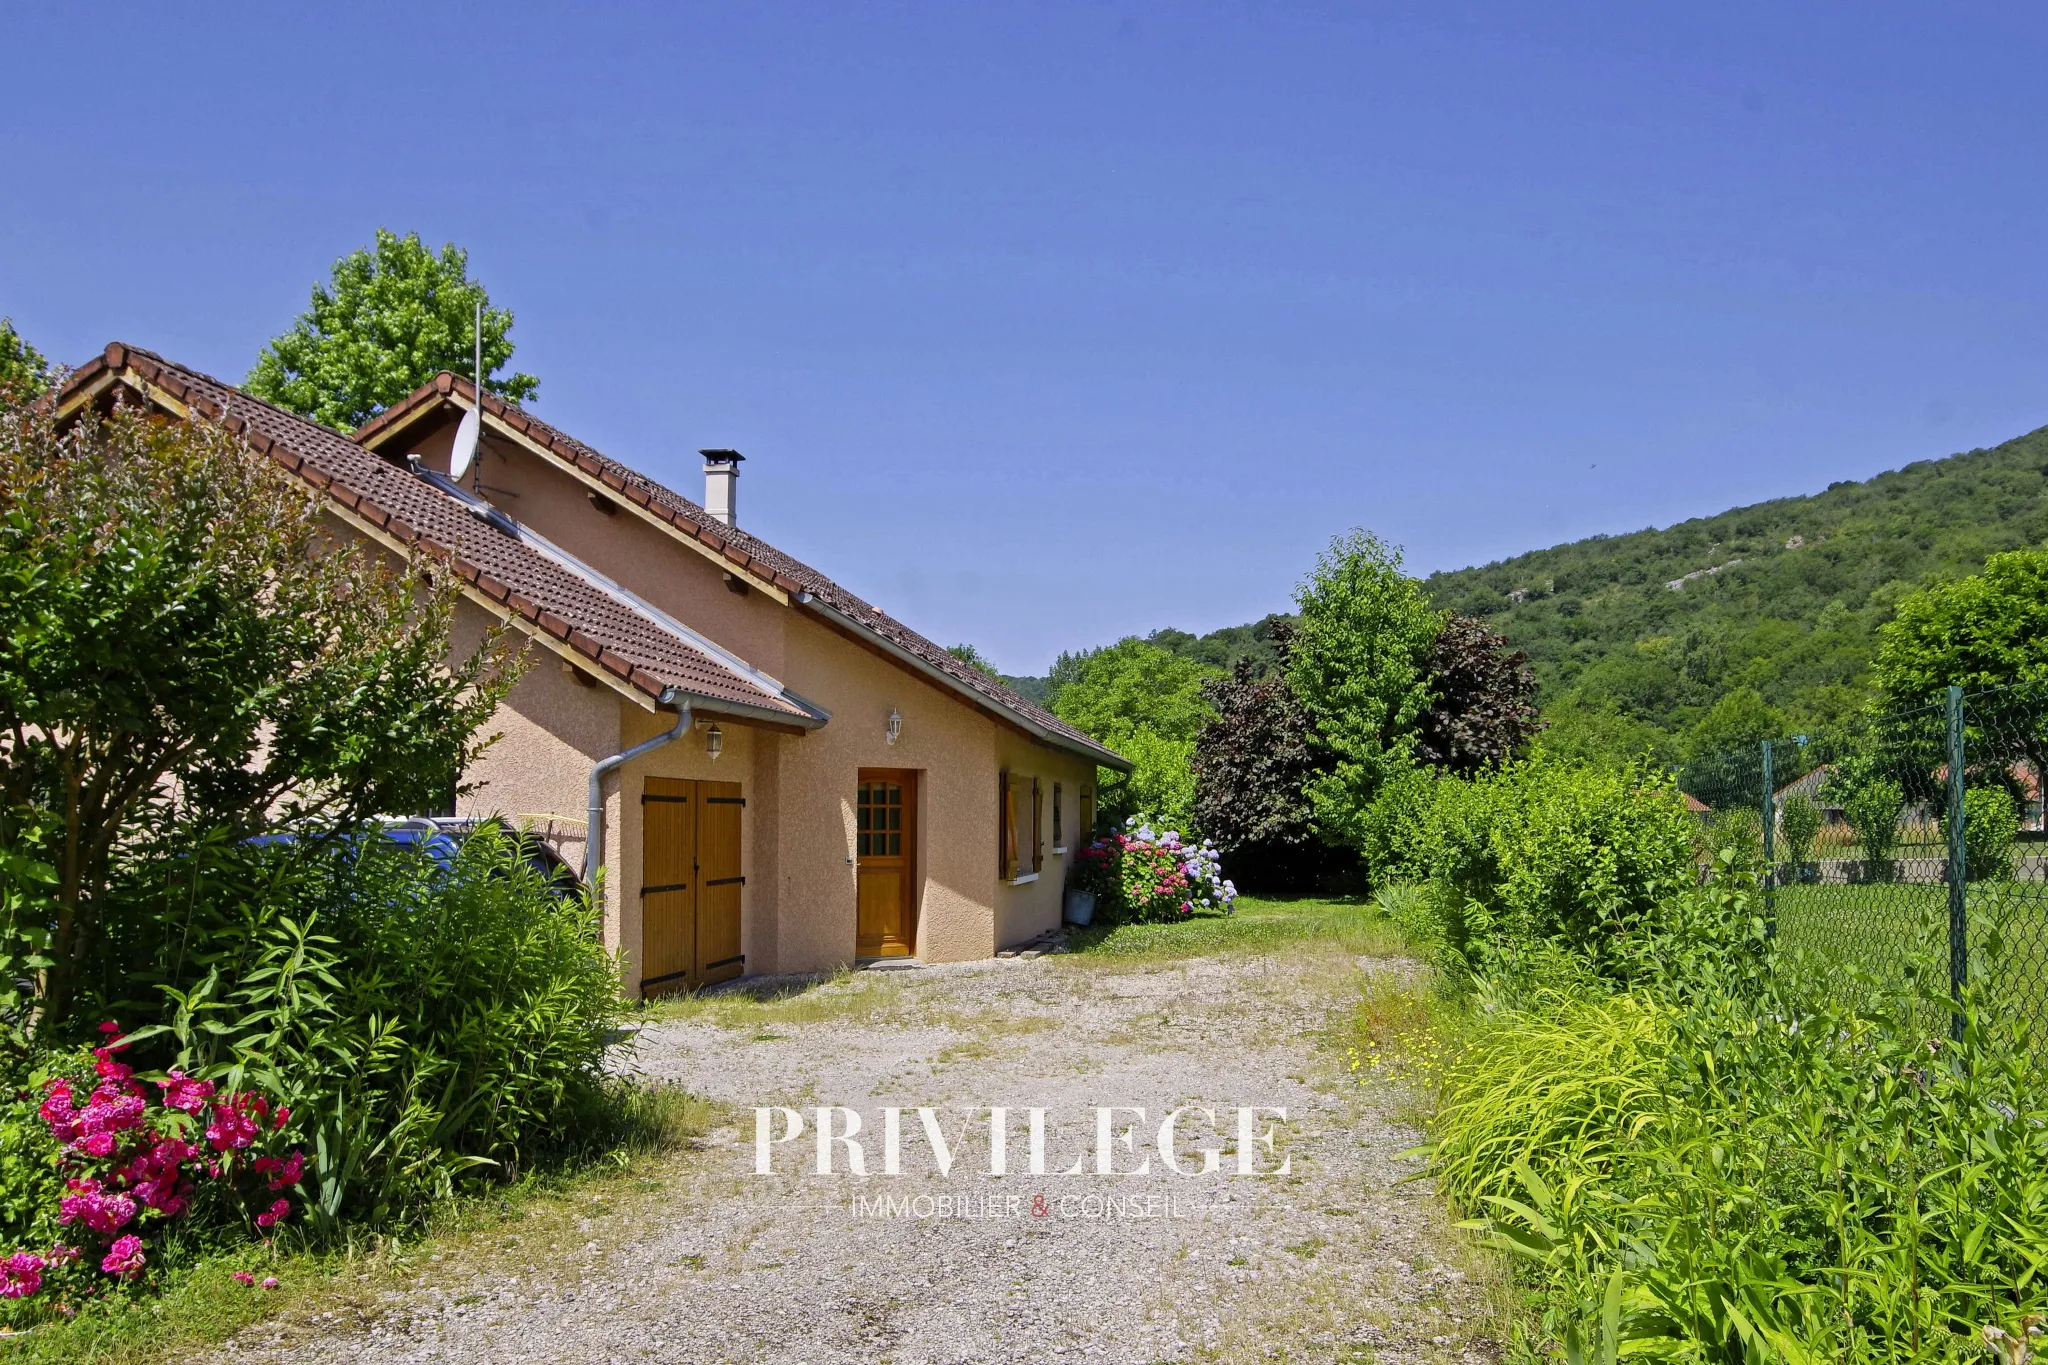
[1416,870,2048,1362]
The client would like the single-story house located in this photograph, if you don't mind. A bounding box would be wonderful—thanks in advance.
[1773,766,1845,825]
[54,344,1128,995]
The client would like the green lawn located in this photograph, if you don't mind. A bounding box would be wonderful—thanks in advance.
[1060,894,1401,961]
[1772,879,2048,1034]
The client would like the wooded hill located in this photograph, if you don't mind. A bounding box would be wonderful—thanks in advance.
[1024,421,2048,761]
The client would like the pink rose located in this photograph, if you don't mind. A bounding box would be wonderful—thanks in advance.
[100,1235,145,1279]
[0,1252,44,1299]
[158,1071,215,1114]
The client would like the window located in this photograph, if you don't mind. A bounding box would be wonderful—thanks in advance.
[1079,786,1096,843]
[1052,782,1063,851]
[857,780,904,858]
[998,772,1043,881]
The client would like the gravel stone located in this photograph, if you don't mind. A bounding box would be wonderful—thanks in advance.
[202,949,1495,1364]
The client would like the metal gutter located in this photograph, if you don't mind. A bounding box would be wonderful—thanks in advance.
[585,691,690,880]
[795,592,1133,773]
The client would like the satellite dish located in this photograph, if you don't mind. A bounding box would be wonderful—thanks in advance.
[449,406,480,483]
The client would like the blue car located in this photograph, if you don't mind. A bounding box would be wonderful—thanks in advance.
[252,816,585,899]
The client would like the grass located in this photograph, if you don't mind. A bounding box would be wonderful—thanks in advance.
[1772,878,2048,1038]
[638,967,914,1029]
[1061,894,1404,963]
[0,1085,718,1364]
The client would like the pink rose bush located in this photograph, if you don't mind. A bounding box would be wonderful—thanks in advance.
[1074,818,1237,924]
[3,1023,307,1303]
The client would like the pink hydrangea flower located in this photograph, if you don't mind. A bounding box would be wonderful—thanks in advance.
[158,1070,215,1114]
[260,1276,279,1290]
[95,1020,121,1036]
[0,1252,44,1299]
[46,1245,79,1267]
[232,1270,255,1286]
[100,1235,145,1279]
[255,1198,292,1229]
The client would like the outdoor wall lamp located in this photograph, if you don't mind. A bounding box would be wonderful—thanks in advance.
[706,723,723,760]
[885,708,903,746]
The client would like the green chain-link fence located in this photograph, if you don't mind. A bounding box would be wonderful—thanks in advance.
[1685,681,2048,1042]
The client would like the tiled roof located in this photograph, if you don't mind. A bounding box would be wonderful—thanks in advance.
[359,375,1130,769]
[57,345,821,726]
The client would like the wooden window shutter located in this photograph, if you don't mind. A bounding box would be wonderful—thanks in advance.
[1053,782,1063,848]
[1080,786,1096,842]
[999,770,1016,880]
[1031,778,1044,872]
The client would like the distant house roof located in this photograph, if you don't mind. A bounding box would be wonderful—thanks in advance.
[1775,765,1836,805]
[357,373,1130,771]
[1682,793,1712,814]
[54,344,824,728]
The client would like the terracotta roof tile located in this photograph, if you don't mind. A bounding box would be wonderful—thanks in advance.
[356,375,1125,767]
[60,346,817,725]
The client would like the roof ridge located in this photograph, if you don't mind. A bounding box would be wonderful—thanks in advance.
[356,371,1120,765]
[60,345,816,726]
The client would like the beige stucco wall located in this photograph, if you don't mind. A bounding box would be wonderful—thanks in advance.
[990,734,1099,948]
[770,619,1008,969]
[381,406,1110,987]
[425,423,792,681]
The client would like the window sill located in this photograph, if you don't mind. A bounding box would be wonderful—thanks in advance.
[1008,872,1040,886]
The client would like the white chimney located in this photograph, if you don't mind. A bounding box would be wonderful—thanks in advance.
[701,448,744,526]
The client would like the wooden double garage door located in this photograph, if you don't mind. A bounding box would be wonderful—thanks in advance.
[640,777,744,995]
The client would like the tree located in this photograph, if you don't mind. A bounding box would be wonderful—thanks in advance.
[1047,638,1219,832]
[1534,697,1674,769]
[247,229,539,432]
[1876,549,2048,706]
[1288,530,1442,851]
[945,643,999,675]
[0,398,522,1027]
[1677,686,1792,811]
[0,319,50,398]
[1191,623,1335,890]
[1823,755,1904,881]
[1414,615,1542,776]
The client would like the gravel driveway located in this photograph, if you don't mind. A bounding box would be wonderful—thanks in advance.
[211,942,1496,1364]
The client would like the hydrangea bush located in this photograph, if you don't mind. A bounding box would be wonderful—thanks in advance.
[1074,817,1237,924]
[0,1022,303,1310]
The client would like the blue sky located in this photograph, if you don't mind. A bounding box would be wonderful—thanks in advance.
[7,2,2048,674]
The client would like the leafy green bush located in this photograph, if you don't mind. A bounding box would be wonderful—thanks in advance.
[1070,821,1235,924]
[155,825,624,1230]
[1825,760,1904,880]
[1704,805,1764,879]
[1777,791,1822,878]
[1361,755,1699,983]
[1944,784,2018,882]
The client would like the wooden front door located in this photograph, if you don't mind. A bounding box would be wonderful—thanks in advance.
[640,777,746,995]
[856,770,918,958]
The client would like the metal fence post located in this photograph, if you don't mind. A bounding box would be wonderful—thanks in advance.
[1761,739,1777,933]
[1946,683,1968,1040]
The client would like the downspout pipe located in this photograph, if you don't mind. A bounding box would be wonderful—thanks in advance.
[584,688,691,883]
